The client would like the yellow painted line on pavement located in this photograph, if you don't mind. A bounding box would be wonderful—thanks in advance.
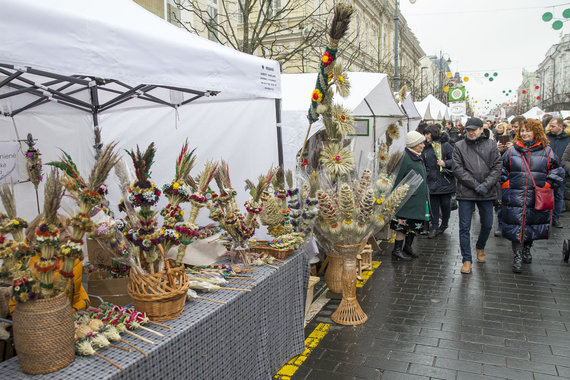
[273,323,331,379]
[356,260,381,288]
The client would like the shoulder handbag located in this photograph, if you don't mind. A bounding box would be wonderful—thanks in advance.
[520,152,554,211]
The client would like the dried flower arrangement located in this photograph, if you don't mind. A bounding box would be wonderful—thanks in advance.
[175,159,218,264]
[258,167,293,238]
[0,184,35,302]
[207,165,268,265]
[120,143,165,273]
[158,141,196,259]
[47,144,121,287]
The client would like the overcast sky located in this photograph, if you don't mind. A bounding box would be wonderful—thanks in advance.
[398,0,569,115]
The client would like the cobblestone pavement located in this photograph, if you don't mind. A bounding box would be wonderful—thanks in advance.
[292,209,570,380]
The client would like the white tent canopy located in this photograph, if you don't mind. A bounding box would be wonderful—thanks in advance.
[281,72,405,173]
[522,106,545,120]
[414,101,432,121]
[417,95,449,122]
[0,0,282,222]
[0,0,280,101]
[400,92,422,134]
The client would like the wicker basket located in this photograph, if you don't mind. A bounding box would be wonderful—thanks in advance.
[13,292,75,374]
[128,244,190,321]
[249,240,294,260]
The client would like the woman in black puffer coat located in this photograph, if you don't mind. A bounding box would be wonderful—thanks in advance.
[422,124,456,238]
[501,119,565,273]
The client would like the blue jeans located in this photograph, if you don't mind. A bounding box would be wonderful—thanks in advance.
[553,180,566,220]
[458,200,494,263]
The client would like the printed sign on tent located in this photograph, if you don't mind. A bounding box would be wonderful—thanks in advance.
[448,86,465,102]
[449,101,466,117]
[0,142,19,184]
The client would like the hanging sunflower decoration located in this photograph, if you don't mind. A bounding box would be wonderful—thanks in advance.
[331,104,355,136]
[331,62,350,97]
[320,142,354,177]
[386,123,400,140]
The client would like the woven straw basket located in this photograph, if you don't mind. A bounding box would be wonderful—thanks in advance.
[128,244,190,321]
[13,291,75,374]
[249,240,294,260]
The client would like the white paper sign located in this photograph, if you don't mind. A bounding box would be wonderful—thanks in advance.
[0,142,19,185]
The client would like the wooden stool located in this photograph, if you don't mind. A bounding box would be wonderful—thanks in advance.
[357,244,373,280]
[305,276,321,317]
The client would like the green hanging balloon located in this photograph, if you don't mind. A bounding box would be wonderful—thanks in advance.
[542,12,553,22]
[493,72,498,77]
[502,90,505,93]
[489,77,494,82]
[563,8,570,19]
[509,89,512,92]
[484,73,489,77]
[552,20,563,30]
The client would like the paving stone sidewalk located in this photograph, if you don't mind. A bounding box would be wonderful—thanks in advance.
[292,210,570,380]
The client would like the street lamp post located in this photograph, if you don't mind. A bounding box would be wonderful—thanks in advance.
[394,0,400,92]
[438,51,452,104]
[420,66,427,99]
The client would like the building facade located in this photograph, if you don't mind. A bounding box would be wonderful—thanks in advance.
[516,69,540,115]
[141,0,426,96]
[534,34,570,112]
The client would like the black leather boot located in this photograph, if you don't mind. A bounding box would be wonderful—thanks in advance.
[522,242,532,264]
[403,235,419,259]
[392,239,412,261]
[512,248,523,273]
[564,240,570,263]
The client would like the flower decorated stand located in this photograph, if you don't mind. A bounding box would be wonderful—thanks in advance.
[331,240,368,325]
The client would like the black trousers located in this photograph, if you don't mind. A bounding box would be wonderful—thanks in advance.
[430,193,452,229]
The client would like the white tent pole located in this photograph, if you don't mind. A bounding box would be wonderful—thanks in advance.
[275,98,284,170]
[363,98,377,176]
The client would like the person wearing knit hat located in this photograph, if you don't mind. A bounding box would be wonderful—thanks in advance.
[389,131,429,261]
[406,130,425,148]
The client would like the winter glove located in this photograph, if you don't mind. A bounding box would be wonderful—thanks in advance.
[475,184,488,195]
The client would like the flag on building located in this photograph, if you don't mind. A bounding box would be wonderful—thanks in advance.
[448,86,466,102]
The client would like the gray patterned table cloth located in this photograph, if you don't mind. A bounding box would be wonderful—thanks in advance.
[1,251,309,380]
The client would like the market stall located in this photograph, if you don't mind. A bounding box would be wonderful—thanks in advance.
[414,100,433,122]
[0,0,282,223]
[0,0,315,377]
[399,92,422,138]
[416,94,449,123]
[281,72,405,173]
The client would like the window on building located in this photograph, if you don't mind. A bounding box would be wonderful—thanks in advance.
[238,0,244,24]
[265,0,282,17]
[207,0,218,41]
[167,0,181,26]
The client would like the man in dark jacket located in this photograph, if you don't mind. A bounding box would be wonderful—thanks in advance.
[452,118,502,274]
[546,117,570,228]
[444,121,461,145]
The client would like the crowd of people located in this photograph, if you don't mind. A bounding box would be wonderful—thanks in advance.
[391,113,570,274]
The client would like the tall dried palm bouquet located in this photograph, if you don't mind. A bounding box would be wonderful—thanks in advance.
[0,184,35,302]
[175,158,217,264]
[47,143,121,290]
[121,143,165,273]
[298,3,421,325]
[208,163,268,265]
[159,140,196,261]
